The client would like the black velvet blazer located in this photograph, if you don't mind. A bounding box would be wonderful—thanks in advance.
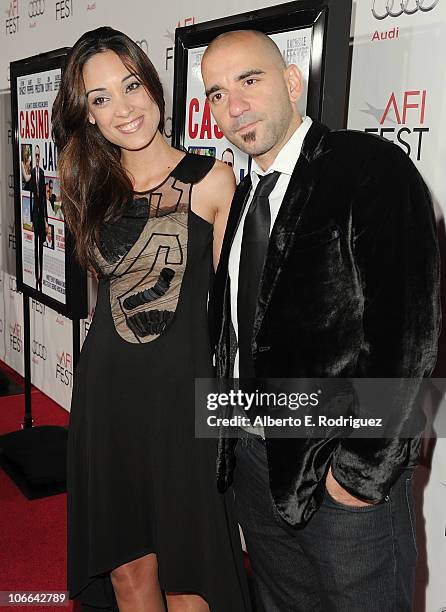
[210,120,441,527]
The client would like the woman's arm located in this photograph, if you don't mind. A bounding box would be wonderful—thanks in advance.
[191,160,235,270]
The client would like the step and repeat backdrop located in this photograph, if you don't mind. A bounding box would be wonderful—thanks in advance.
[347,3,446,610]
[0,1,445,609]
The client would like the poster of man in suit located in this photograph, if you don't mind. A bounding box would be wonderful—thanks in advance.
[29,144,48,291]
[16,66,67,305]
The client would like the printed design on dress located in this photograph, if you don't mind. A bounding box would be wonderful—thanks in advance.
[94,175,191,343]
[116,231,184,341]
[123,267,175,310]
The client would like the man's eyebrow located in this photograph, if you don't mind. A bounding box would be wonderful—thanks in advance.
[205,69,265,98]
[86,73,136,97]
[205,84,221,97]
[236,69,265,81]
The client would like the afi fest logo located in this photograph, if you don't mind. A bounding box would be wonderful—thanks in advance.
[56,351,72,386]
[363,89,428,161]
[372,0,440,19]
[10,322,22,353]
[165,17,196,72]
[5,0,19,35]
[55,0,72,19]
[8,222,16,251]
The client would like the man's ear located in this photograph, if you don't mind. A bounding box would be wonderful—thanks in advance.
[285,64,303,103]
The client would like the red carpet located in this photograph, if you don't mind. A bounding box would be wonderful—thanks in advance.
[0,361,77,611]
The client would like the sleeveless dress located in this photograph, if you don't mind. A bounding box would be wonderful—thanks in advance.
[67,153,251,611]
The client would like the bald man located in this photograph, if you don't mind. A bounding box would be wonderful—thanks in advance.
[202,30,440,611]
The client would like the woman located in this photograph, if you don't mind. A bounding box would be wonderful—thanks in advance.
[21,146,32,190]
[52,27,251,612]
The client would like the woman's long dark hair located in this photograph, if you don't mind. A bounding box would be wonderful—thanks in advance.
[52,26,165,268]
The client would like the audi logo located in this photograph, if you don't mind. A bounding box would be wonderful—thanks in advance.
[32,340,47,360]
[28,0,45,17]
[135,39,149,54]
[372,0,440,18]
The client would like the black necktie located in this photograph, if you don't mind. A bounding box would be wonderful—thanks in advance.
[238,171,280,379]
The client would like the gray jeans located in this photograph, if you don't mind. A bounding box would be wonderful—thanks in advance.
[233,432,417,612]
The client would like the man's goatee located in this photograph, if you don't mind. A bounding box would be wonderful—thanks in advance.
[241,131,256,143]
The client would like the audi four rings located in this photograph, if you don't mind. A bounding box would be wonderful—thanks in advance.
[135,39,149,53]
[32,341,47,360]
[28,0,45,18]
[372,0,440,19]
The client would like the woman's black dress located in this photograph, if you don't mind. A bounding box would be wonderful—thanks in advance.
[67,153,251,611]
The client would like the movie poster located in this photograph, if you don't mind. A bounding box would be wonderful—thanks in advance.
[183,28,312,183]
[16,67,66,304]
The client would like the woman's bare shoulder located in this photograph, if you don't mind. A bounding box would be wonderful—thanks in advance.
[191,158,235,223]
[195,158,235,200]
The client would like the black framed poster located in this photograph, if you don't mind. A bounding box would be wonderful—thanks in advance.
[10,48,87,319]
[173,0,352,183]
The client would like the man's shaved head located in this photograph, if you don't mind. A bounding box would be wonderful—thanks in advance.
[203,30,286,70]
[201,28,302,169]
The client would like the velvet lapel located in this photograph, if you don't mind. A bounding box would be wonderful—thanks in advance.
[253,121,331,341]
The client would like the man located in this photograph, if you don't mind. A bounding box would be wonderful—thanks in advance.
[201,30,440,611]
[45,223,54,249]
[221,147,235,168]
[221,147,238,182]
[29,145,48,291]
